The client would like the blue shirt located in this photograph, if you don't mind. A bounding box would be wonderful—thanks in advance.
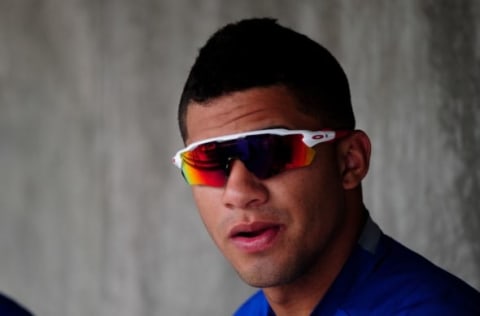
[234,217,480,315]
[0,293,33,316]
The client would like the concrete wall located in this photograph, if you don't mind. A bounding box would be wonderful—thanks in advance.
[1,1,478,315]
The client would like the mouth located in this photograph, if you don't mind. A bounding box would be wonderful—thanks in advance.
[229,222,282,253]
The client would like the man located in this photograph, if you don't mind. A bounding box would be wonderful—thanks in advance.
[172,18,480,315]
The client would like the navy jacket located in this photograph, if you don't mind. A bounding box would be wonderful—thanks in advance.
[0,294,32,316]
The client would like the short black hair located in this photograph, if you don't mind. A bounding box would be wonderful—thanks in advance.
[178,18,355,141]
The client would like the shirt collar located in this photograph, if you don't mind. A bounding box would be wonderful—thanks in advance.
[357,212,382,254]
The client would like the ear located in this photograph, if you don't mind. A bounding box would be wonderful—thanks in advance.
[337,130,371,190]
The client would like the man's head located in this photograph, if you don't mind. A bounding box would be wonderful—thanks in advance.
[178,18,355,142]
[174,18,370,293]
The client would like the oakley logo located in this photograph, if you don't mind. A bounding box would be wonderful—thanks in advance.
[312,134,326,139]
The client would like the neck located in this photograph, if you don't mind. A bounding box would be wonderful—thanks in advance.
[264,199,367,316]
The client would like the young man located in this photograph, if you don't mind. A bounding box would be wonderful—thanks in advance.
[172,18,480,315]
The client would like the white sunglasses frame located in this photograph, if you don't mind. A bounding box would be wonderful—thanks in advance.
[172,128,347,169]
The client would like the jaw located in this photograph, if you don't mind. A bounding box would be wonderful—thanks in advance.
[262,200,367,315]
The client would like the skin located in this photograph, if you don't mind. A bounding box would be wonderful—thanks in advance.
[184,85,371,316]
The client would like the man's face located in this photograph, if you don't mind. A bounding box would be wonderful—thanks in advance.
[184,85,348,288]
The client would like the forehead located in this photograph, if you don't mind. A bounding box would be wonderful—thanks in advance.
[185,86,323,144]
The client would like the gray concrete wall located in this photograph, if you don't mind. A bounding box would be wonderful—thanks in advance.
[0,1,478,315]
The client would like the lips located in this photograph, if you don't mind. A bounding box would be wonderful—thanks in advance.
[229,222,282,253]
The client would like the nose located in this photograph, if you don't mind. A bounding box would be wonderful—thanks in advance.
[222,160,269,210]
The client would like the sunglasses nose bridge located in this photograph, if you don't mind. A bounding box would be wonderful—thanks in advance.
[225,158,271,189]
[224,154,249,176]
[224,156,235,176]
[225,136,284,180]
[223,141,251,173]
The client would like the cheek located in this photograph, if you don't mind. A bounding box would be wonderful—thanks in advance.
[273,157,345,228]
[192,188,224,238]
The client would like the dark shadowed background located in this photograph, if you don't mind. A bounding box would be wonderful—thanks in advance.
[1,1,479,315]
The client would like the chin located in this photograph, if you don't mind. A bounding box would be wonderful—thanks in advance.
[236,264,299,288]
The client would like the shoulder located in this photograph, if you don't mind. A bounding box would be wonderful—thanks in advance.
[233,290,271,316]
[350,234,480,315]
[0,293,33,316]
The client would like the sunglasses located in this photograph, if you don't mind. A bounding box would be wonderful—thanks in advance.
[172,128,350,187]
